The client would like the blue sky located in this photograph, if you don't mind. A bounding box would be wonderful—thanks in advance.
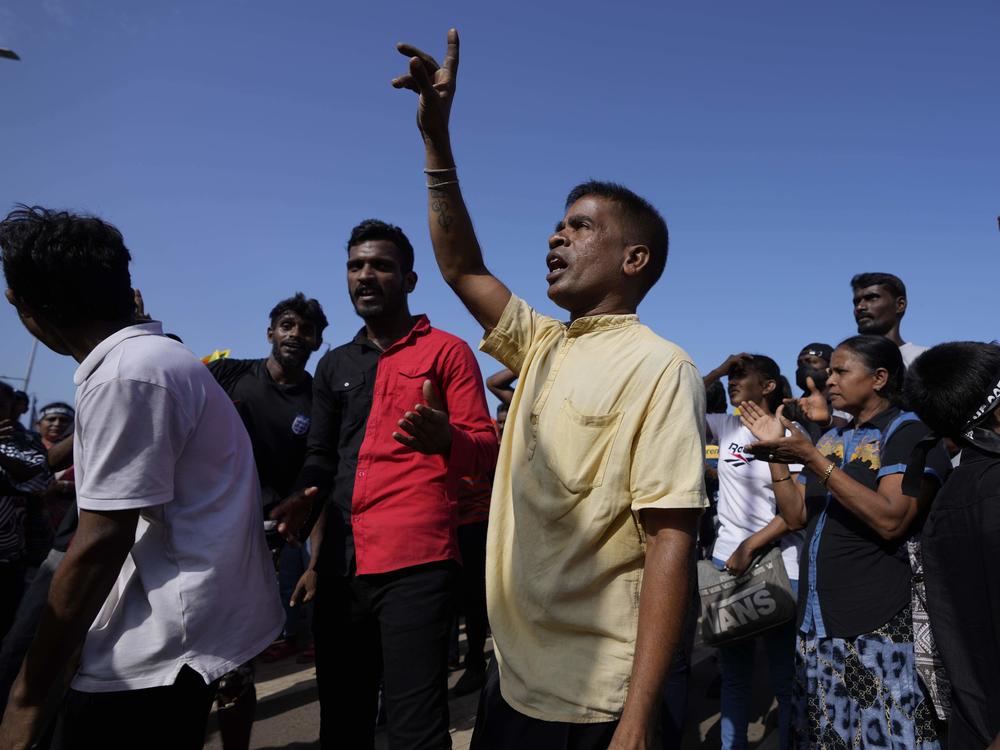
[2,0,997,415]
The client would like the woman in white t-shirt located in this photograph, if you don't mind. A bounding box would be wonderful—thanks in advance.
[702,353,805,750]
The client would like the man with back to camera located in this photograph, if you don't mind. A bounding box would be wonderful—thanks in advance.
[851,272,927,367]
[0,206,283,750]
[206,292,328,749]
[391,30,708,749]
[269,219,498,749]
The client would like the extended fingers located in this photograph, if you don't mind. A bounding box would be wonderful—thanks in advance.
[442,28,460,78]
[396,43,441,72]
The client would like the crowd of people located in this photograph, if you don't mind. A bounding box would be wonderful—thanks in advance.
[0,28,996,750]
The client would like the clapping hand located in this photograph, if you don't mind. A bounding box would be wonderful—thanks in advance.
[739,401,784,441]
[391,29,460,149]
[744,405,815,465]
[393,380,452,456]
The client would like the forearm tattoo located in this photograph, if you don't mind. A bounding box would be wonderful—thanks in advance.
[431,197,453,234]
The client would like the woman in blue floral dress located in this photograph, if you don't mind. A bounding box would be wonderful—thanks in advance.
[740,336,950,749]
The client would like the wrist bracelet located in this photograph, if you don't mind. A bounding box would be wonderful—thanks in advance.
[819,462,836,486]
[423,167,457,174]
[426,179,460,190]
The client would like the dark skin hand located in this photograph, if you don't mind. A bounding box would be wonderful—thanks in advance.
[486,367,516,405]
[392,380,452,455]
[269,486,319,545]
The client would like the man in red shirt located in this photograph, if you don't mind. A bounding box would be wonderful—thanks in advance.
[273,219,498,749]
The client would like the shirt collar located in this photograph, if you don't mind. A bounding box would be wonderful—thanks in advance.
[73,322,164,385]
[564,313,639,339]
[351,315,431,352]
[842,404,901,433]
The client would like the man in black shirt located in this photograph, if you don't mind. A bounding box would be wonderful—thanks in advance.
[207,292,328,750]
[905,341,1000,750]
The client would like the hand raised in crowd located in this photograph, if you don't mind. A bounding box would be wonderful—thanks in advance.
[0,419,15,440]
[289,568,317,607]
[744,405,816,465]
[393,380,452,456]
[391,28,460,150]
[791,375,830,426]
[133,288,152,322]
[704,352,753,385]
[269,486,319,544]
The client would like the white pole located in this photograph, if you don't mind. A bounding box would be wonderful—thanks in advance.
[22,339,38,393]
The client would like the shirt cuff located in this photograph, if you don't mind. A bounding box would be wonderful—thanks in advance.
[631,490,709,513]
[77,491,173,511]
[479,295,526,373]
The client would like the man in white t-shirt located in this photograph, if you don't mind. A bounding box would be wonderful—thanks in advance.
[0,207,283,750]
[851,272,928,367]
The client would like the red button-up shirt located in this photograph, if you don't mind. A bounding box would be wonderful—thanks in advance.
[298,316,499,575]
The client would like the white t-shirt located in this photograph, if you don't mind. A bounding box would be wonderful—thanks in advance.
[71,323,284,692]
[899,342,929,368]
[707,413,804,581]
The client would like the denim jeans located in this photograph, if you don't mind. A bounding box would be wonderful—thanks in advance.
[713,557,798,750]
[277,539,312,642]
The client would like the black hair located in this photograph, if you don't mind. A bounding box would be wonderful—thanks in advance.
[738,354,784,412]
[13,390,28,404]
[346,219,415,274]
[850,272,907,300]
[705,380,727,414]
[496,402,509,417]
[269,292,329,336]
[564,180,668,296]
[905,342,1000,438]
[0,381,13,400]
[0,205,134,326]
[837,335,905,406]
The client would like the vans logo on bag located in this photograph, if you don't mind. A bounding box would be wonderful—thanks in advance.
[710,581,777,632]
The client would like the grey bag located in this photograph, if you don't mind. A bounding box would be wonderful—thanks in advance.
[697,547,796,647]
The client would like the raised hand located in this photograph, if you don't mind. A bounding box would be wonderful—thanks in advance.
[797,375,830,426]
[393,380,452,455]
[739,400,783,442]
[391,29,460,150]
[745,406,815,464]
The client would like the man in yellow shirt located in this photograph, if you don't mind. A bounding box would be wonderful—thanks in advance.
[392,30,708,749]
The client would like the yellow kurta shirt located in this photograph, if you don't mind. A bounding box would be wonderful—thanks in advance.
[481,295,708,723]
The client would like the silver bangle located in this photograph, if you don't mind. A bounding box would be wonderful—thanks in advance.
[426,179,459,190]
[423,167,457,175]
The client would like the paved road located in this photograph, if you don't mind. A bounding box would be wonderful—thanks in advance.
[204,633,782,749]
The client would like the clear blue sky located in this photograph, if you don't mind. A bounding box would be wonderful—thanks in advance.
[2,0,997,414]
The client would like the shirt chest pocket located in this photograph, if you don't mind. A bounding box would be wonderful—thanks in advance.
[331,371,368,429]
[396,364,436,410]
[538,398,623,493]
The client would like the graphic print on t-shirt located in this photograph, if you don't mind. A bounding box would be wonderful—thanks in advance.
[723,440,755,469]
[291,414,311,436]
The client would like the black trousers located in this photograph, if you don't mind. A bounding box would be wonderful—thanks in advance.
[50,665,215,750]
[457,521,489,669]
[470,659,619,750]
[313,560,458,750]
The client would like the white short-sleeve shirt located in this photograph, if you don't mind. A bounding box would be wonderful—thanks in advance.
[71,323,283,692]
[707,412,804,581]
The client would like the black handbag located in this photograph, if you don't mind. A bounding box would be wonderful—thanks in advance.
[696,547,796,647]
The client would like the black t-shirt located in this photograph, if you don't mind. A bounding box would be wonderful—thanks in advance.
[208,358,312,507]
[922,446,1000,749]
[799,406,951,637]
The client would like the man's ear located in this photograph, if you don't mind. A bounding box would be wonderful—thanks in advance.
[622,244,651,279]
[405,270,418,294]
[762,379,777,397]
[896,296,907,317]
[266,326,274,345]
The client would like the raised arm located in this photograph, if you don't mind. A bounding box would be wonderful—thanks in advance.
[485,367,516,406]
[392,29,511,331]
